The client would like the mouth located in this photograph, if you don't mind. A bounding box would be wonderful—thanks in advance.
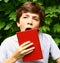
[25,28,32,30]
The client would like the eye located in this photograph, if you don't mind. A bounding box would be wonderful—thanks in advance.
[33,16,39,21]
[23,16,28,18]
[34,18,39,21]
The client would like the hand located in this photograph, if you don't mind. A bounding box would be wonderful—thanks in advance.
[56,57,60,63]
[3,41,35,63]
[11,41,35,61]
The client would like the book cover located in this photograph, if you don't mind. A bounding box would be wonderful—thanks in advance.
[16,29,43,62]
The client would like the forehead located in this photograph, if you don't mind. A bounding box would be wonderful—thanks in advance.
[21,12,39,17]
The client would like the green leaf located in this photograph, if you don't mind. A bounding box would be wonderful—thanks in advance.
[46,13,57,17]
[18,0,27,3]
[9,12,16,21]
[53,23,60,33]
[4,0,9,3]
[4,22,13,30]
[57,6,60,13]
[54,38,60,45]
[45,18,52,25]
[39,25,50,32]
[4,3,14,15]
[33,0,37,2]
[45,6,57,14]
[0,0,2,1]
[38,2,43,6]
[0,21,5,30]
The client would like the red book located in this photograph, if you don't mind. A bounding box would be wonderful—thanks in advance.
[16,29,43,62]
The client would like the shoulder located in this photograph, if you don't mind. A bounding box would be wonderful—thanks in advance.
[1,34,17,46]
[38,33,55,44]
[39,32,52,39]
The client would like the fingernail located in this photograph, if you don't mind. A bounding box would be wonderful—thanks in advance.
[27,41,30,43]
[31,43,33,45]
[32,47,35,49]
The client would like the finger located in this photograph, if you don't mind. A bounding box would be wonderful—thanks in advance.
[21,47,35,55]
[20,41,30,47]
[25,49,34,55]
[26,47,35,52]
[22,43,34,50]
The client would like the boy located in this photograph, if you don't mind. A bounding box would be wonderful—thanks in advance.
[0,2,60,63]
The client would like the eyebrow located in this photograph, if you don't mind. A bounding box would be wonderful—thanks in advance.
[33,16,39,18]
[24,14,39,18]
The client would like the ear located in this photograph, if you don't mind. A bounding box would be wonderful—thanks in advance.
[16,22,20,27]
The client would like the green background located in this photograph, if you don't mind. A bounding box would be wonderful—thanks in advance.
[0,0,60,63]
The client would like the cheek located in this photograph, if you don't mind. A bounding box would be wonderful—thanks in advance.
[20,22,25,29]
[33,22,40,28]
[19,20,26,29]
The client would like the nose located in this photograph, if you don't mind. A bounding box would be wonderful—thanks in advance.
[27,19,32,25]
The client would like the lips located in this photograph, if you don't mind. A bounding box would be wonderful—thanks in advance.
[25,28,32,30]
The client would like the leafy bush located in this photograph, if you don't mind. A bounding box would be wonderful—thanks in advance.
[0,0,60,63]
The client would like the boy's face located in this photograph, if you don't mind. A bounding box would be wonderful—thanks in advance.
[17,12,40,31]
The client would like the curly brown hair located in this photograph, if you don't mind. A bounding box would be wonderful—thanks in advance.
[16,2,45,26]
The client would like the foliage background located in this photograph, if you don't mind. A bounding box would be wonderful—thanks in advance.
[0,0,60,63]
